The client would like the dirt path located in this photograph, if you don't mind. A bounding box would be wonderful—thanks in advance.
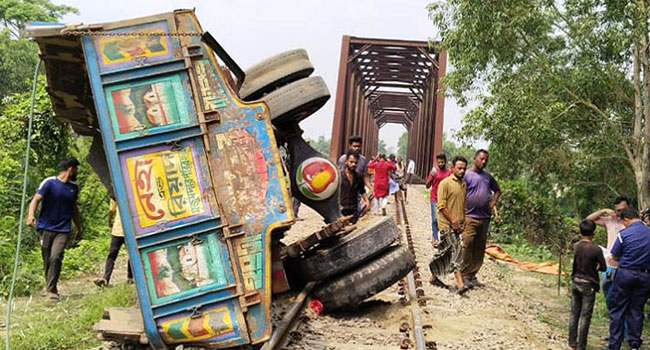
[2,186,579,350]
[281,185,570,350]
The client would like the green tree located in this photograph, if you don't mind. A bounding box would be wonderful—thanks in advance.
[305,135,331,156]
[0,1,95,296]
[397,131,408,160]
[377,139,387,155]
[0,0,77,98]
[0,0,77,38]
[428,0,646,210]
[442,132,475,162]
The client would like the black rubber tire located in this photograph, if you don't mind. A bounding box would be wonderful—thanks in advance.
[293,216,400,282]
[261,76,330,125]
[313,245,415,311]
[239,49,314,101]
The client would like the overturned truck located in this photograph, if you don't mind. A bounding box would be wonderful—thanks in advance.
[26,9,414,349]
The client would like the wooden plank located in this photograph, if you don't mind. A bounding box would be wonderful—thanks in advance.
[93,307,147,345]
[104,307,144,327]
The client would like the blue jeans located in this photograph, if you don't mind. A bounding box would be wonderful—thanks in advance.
[602,266,617,302]
[606,267,650,349]
[431,201,438,240]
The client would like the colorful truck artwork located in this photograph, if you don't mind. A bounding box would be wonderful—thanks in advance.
[28,9,294,349]
[105,74,192,138]
[93,21,175,72]
[27,7,417,350]
[120,141,210,235]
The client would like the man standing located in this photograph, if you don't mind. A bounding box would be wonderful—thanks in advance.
[404,158,416,203]
[406,159,415,184]
[26,156,82,300]
[568,219,606,350]
[461,149,500,288]
[339,151,370,224]
[429,156,469,295]
[94,200,133,287]
[368,154,397,216]
[586,196,629,300]
[606,207,650,350]
[337,135,371,190]
[425,154,452,242]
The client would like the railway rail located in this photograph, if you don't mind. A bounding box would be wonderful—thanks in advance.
[264,197,435,350]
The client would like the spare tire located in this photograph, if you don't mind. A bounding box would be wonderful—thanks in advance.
[313,245,415,311]
[239,49,314,101]
[293,216,399,282]
[261,76,330,125]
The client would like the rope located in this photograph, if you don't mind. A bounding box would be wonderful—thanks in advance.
[5,59,41,350]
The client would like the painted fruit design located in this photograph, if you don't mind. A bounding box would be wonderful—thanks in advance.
[295,157,339,201]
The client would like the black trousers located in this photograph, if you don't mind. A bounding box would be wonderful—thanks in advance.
[568,279,597,350]
[39,230,68,293]
[103,235,132,283]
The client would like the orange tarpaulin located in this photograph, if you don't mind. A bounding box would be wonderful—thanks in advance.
[485,244,561,275]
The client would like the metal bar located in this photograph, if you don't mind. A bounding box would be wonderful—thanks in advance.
[260,282,317,350]
[330,35,351,159]
[397,201,426,350]
[558,253,562,296]
[349,36,437,48]
[417,47,439,69]
[407,271,426,350]
[432,50,447,159]
[201,32,245,88]
[347,43,372,63]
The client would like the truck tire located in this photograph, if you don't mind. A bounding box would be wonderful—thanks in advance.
[239,49,314,101]
[293,216,399,282]
[313,245,415,311]
[261,76,330,125]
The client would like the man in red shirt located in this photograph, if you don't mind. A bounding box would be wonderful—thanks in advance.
[368,153,397,216]
[425,154,452,243]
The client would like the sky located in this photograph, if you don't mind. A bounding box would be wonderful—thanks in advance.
[55,0,473,150]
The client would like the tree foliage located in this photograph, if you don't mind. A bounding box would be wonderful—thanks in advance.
[442,132,475,162]
[0,1,112,297]
[0,76,111,296]
[397,132,408,160]
[428,0,648,212]
[377,139,387,155]
[305,135,331,156]
[0,0,77,38]
[0,0,77,98]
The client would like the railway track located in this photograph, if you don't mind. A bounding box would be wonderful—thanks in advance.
[394,198,435,350]
[265,198,434,350]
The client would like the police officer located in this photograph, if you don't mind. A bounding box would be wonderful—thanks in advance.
[607,207,650,350]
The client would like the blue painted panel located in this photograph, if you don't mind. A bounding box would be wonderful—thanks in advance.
[81,33,165,349]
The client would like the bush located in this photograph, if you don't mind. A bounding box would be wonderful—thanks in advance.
[492,177,576,254]
[0,79,112,296]
[60,236,111,280]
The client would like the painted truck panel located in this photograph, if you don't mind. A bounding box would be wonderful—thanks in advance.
[29,9,294,349]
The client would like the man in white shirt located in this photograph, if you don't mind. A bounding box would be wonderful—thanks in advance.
[585,196,629,302]
[406,159,415,181]
[405,159,415,202]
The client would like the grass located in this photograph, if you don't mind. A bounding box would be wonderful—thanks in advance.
[497,235,650,349]
[492,234,555,263]
[1,281,135,350]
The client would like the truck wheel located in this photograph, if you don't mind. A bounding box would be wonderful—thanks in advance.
[293,216,399,282]
[239,49,314,101]
[261,76,330,125]
[313,245,415,311]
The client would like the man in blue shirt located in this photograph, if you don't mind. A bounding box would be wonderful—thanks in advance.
[607,207,650,350]
[26,156,82,300]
